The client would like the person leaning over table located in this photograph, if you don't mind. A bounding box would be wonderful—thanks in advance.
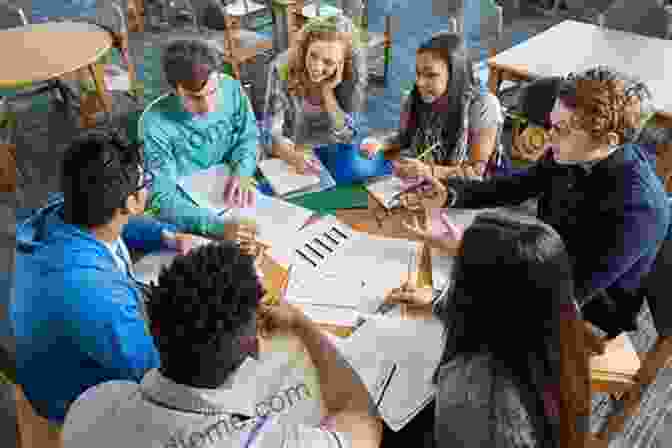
[381,210,581,447]
[359,31,506,180]
[142,39,261,241]
[11,131,204,426]
[262,14,367,174]
[62,242,383,448]
[397,73,671,341]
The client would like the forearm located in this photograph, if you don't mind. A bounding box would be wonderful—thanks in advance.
[122,216,178,253]
[322,90,356,144]
[270,135,295,160]
[151,185,227,237]
[294,315,372,416]
[443,165,541,209]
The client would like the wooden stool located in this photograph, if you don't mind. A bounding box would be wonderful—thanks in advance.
[14,385,62,448]
[0,144,16,193]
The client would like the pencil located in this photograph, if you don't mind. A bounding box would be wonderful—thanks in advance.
[402,249,415,319]
[375,363,397,409]
[416,141,440,162]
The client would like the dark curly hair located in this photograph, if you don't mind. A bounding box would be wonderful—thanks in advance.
[147,242,264,388]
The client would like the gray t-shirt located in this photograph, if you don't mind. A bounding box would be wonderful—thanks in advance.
[382,91,503,163]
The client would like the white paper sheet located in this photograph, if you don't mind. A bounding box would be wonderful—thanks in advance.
[338,314,445,431]
[225,192,315,266]
[284,216,419,316]
[178,164,233,214]
[258,158,321,197]
[178,166,315,265]
[132,237,212,285]
[365,175,406,209]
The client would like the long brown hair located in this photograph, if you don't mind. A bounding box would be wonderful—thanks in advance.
[286,14,360,101]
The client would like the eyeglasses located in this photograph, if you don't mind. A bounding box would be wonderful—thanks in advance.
[135,169,155,193]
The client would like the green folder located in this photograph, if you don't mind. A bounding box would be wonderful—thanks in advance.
[285,183,370,215]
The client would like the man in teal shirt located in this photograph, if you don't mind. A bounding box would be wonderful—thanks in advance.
[142,39,260,239]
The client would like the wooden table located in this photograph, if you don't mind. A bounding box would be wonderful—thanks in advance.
[0,21,114,127]
[487,20,672,128]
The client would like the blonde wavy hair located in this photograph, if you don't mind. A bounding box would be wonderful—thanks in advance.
[286,14,362,100]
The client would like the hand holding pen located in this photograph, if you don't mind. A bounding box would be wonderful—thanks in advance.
[392,142,439,179]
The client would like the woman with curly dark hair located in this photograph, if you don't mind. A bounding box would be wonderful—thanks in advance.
[262,14,367,174]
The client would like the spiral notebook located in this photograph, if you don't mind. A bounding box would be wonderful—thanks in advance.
[257,158,321,197]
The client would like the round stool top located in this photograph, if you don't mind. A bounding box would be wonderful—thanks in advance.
[0,21,113,89]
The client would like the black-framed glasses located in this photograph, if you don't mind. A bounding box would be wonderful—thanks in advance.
[135,169,155,193]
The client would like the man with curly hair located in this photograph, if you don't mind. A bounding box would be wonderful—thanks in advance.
[62,242,382,448]
[399,67,670,340]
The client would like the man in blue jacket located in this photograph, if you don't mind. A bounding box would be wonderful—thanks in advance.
[11,131,200,425]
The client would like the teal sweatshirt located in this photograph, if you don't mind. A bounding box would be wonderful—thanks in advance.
[142,75,260,236]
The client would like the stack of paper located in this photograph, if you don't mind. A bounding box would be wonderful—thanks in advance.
[177,164,233,215]
[338,312,446,431]
[284,215,420,326]
[257,158,321,197]
[133,236,212,286]
[177,165,316,266]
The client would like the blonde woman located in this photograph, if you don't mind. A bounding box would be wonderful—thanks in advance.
[262,14,367,174]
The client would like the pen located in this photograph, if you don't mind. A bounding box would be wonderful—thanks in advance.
[375,363,397,409]
[416,141,439,161]
[402,250,415,318]
[282,265,293,301]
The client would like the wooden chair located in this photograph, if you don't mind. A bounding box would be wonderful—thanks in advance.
[288,0,393,86]
[183,0,274,80]
[126,0,146,32]
[0,144,16,193]
[577,236,672,446]
[15,384,62,448]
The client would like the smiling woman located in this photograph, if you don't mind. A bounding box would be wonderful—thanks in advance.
[262,14,367,174]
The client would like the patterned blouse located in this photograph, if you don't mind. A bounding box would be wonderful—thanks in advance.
[261,49,367,157]
[380,89,505,178]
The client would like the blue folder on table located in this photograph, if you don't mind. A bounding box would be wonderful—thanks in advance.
[313,143,394,186]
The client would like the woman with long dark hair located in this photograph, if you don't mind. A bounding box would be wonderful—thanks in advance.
[384,211,583,447]
[360,32,506,180]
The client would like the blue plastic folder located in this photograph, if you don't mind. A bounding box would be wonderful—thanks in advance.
[313,143,394,186]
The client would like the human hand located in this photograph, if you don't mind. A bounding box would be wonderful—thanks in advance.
[216,220,259,255]
[384,282,434,308]
[360,137,382,159]
[224,176,257,208]
[288,145,322,175]
[321,60,344,93]
[161,230,208,255]
[398,175,449,213]
[259,299,306,334]
[401,213,463,255]
[392,158,432,179]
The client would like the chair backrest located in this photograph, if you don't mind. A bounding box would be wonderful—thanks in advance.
[601,0,669,39]
[587,236,672,444]
[0,1,28,29]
